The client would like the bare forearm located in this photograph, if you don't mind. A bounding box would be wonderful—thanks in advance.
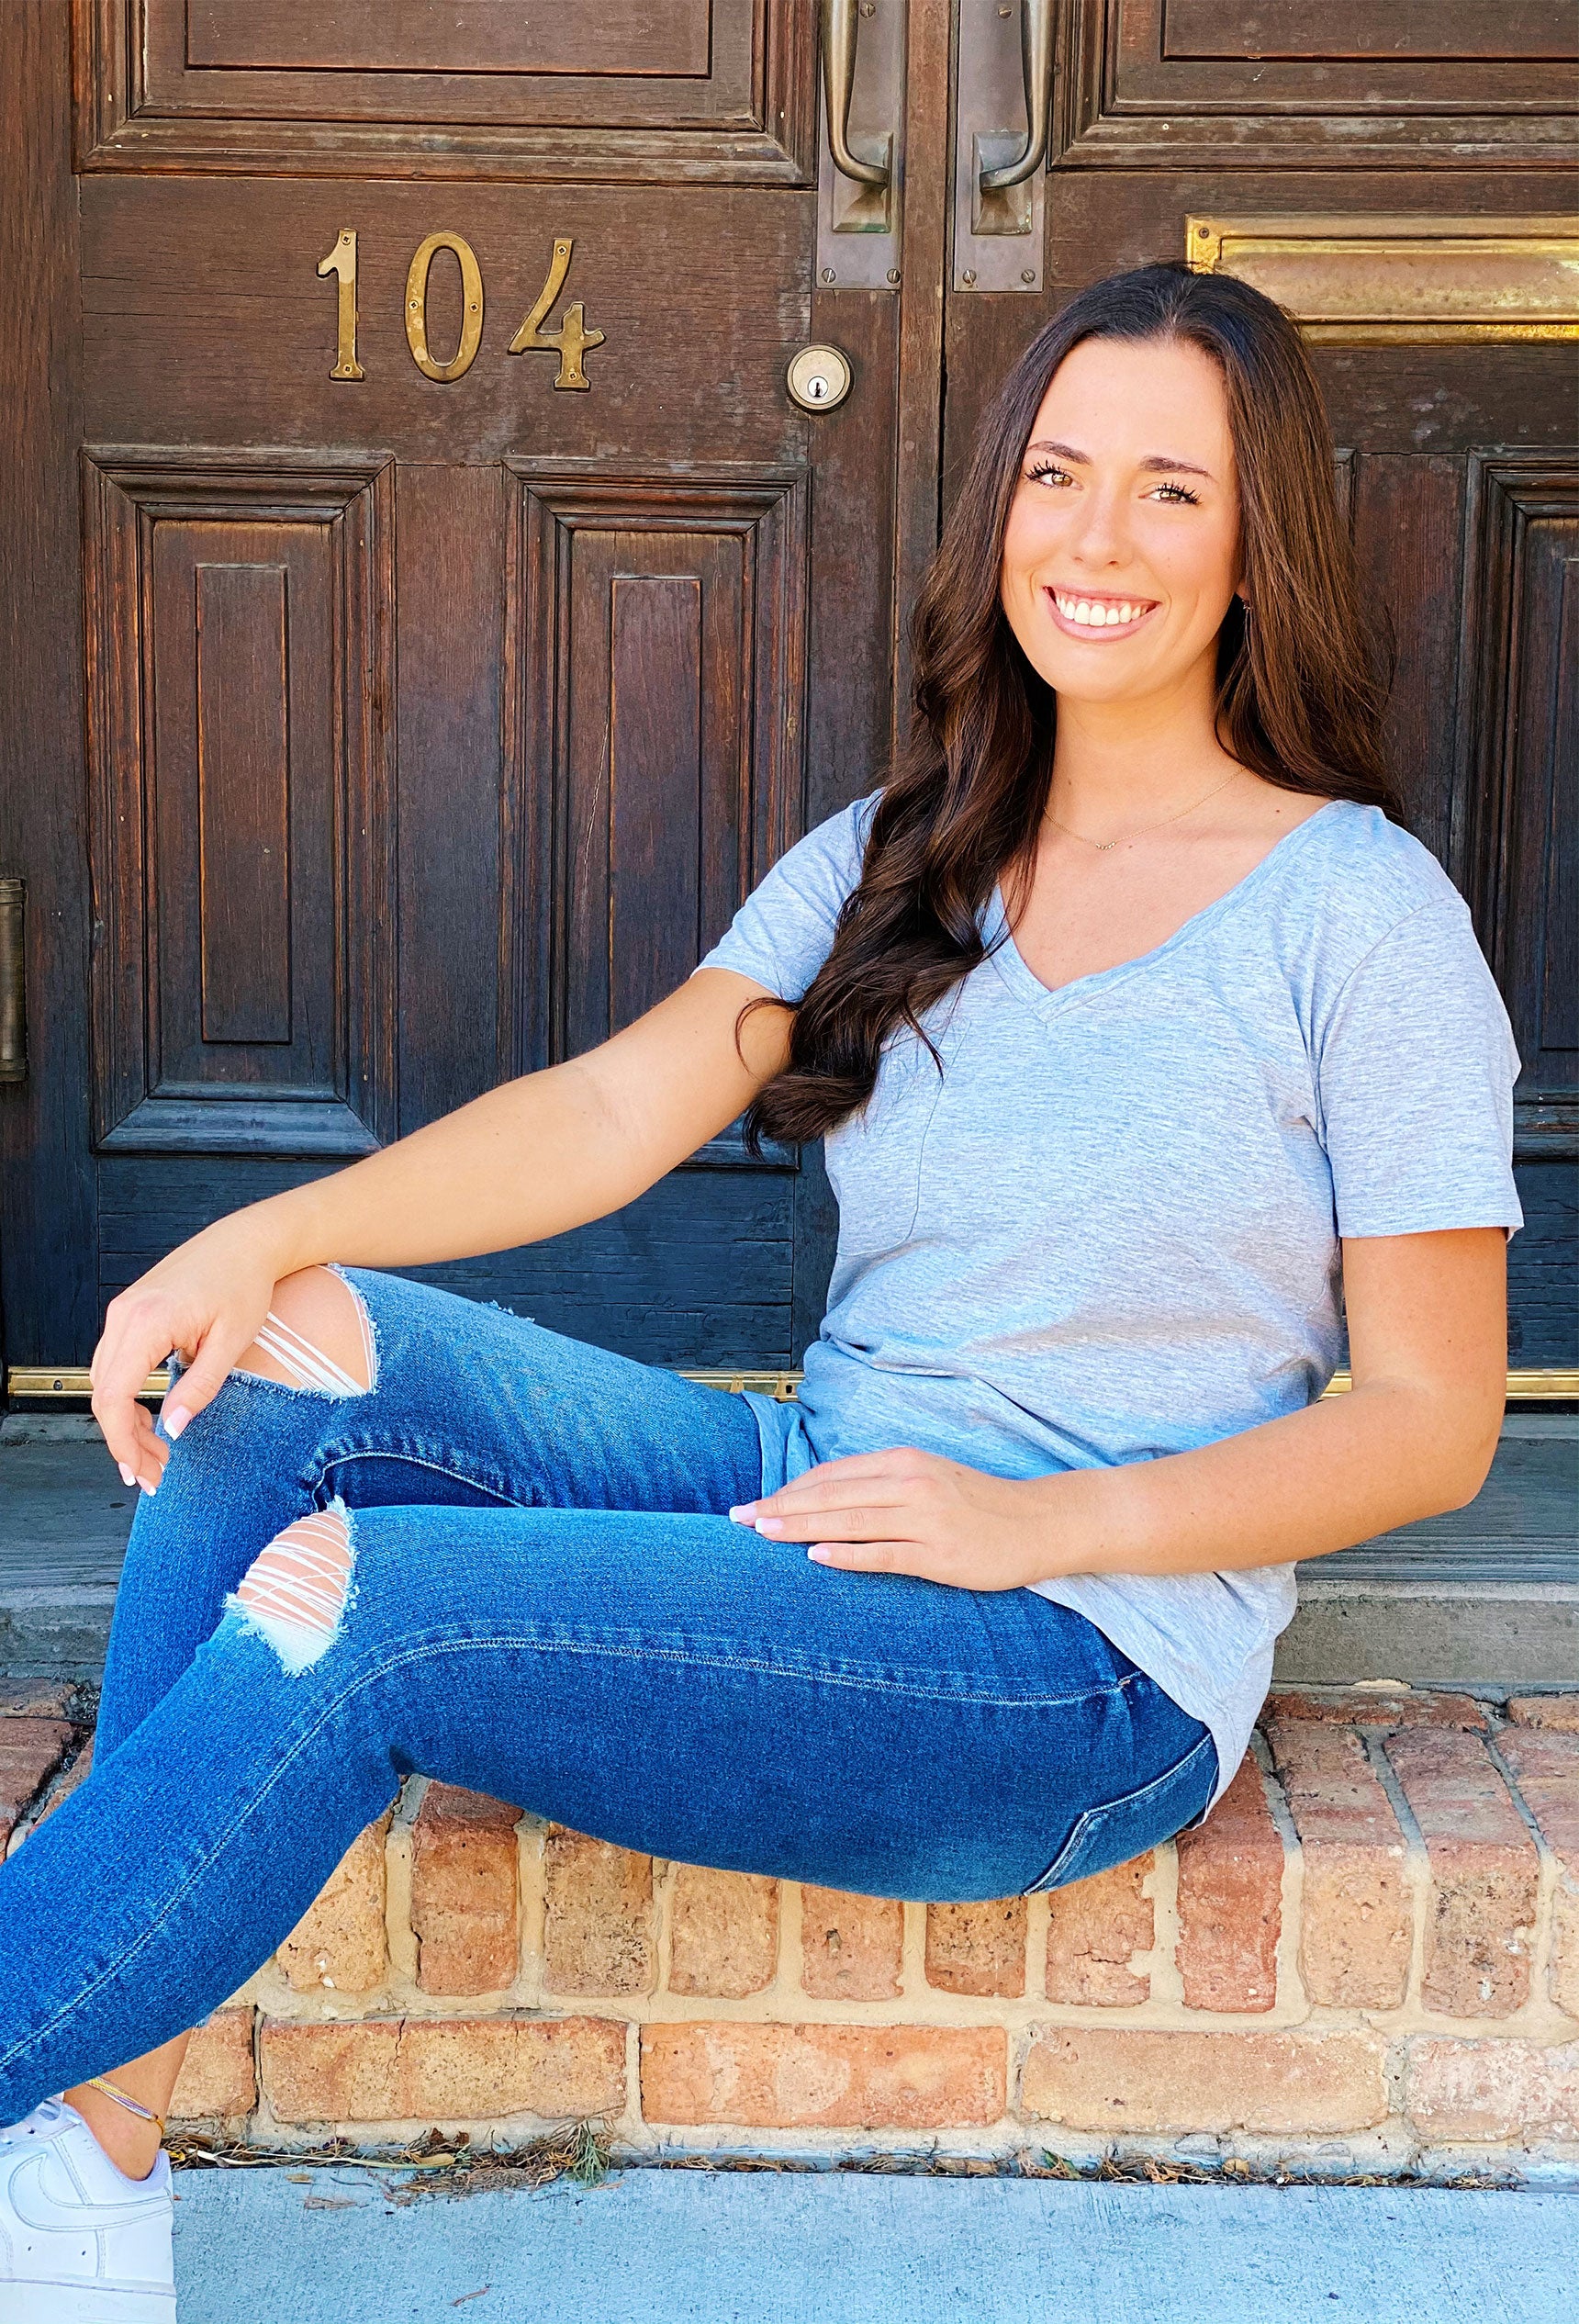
[232,1062,644,1277]
[1029,1382,1500,1582]
[199,971,783,1281]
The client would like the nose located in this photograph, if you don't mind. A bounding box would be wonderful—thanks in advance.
[1065,478,1130,570]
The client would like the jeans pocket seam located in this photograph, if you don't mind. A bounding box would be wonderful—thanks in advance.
[1022,1728,1217,1895]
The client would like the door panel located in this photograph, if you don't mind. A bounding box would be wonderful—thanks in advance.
[1057,0,1572,165]
[501,468,807,1099]
[83,453,398,1160]
[77,0,812,178]
[185,3,712,76]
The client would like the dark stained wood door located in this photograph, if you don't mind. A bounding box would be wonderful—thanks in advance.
[0,0,949,1387]
[1,2,1573,1398]
[945,2,1577,1382]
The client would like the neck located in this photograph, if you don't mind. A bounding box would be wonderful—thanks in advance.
[1047,654,1234,827]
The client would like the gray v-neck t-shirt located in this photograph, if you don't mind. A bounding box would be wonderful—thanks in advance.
[696,792,1523,1814]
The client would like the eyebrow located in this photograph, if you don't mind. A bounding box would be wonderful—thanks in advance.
[1025,438,1215,481]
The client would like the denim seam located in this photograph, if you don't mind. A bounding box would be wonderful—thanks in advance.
[311,1446,529,1510]
[1,1639,1141,2075]
[1021,1728,1219,1894]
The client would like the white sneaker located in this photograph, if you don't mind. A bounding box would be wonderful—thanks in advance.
[0,2095,175,2321]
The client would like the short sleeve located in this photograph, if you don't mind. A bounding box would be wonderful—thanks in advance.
[1316,898,1523,1240]
[692,792,877,1004]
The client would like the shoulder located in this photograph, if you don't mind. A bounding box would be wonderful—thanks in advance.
[758,787,883,910]
[694,788,883,1000]
[1275,799,1472,969]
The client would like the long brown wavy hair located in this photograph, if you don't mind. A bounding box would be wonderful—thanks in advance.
[744,260,1397,1151]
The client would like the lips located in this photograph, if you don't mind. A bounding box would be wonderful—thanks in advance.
[1045,587,1158,639]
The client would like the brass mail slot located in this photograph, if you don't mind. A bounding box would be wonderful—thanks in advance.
[1187,215,1579,344]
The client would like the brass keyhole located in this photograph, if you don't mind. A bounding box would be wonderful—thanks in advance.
[786,344,853,413]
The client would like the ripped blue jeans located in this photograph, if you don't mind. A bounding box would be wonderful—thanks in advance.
[0,1268,1215,2115]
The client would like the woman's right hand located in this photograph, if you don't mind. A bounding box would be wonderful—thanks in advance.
[89,1214,293,1493]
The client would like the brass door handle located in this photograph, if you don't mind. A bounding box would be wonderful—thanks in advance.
[980,0,1054,195]
[822,0,891,192]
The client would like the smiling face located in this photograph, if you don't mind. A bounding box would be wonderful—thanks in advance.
[999,333,1243,708]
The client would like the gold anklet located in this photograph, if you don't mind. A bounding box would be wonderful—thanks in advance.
[84,2075,167,2137]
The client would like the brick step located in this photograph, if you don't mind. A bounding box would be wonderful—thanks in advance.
[3,1413,1574,1686]
[7,1685,1576,2172]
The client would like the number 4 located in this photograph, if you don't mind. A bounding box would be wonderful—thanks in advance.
[509,237,605,390]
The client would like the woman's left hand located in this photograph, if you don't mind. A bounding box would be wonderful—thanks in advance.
[729,1447,1050,1590]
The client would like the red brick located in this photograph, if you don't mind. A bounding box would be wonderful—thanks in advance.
[1264,1690,1487,1731]
[276,1816,390,1994]
[1044,1856,1152,2005]
[1405,2037,1579,2143]
[170,2009,256,2119]
[0,1719,74,1844]
[1496,1728,1579,2018]
[1385,1729,1540,2018]
[667,1868,778,1999]
[924,1900,1026,1997]
[801,1888,904,2001]
[641,2024,1005,2129]
[1264,1719,1411,2008]
[1506,1697,1579,1734]
[411,1784,521,1996]
[1021,2028,1387,2135]
[1174,1755,1282,2012]
[0,1682,76,1722]
[543,1827,655,1997]
[1497,1729,1579,1857]
[262,2015,627,2125]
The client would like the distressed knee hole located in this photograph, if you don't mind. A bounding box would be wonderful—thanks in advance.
[226,1505,355,1674]
[236,1264,376,1398]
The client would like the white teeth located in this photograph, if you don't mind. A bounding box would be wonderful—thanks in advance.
[1053,592,1148,628]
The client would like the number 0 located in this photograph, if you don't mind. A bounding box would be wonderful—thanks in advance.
[405,232,485,384]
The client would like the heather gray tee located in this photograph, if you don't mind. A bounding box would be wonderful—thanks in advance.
[696,793,1522,1814]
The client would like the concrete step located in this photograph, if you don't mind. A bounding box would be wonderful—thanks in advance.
[1,1413,1573,1687]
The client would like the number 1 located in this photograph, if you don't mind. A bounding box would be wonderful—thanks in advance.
[316,229,364,381]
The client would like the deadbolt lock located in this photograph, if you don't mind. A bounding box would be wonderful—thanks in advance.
[787,344,853,412]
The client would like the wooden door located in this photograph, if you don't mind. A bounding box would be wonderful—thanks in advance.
[946,1,1577,1387]
[0,1,949,1389]
[3,4,1572,1399]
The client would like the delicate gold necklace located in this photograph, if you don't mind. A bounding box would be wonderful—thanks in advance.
[1046,767,1244,853]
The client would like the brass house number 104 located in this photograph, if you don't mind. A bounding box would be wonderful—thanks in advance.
[316,229,605,388]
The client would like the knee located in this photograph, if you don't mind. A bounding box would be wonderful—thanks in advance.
[226,1502,355,1674]
[236,1265,376,1399]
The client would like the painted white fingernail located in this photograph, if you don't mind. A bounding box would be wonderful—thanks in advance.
[118,1462,135,1487]
[164,1409,188,1442]
[727,1505,754,1523]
